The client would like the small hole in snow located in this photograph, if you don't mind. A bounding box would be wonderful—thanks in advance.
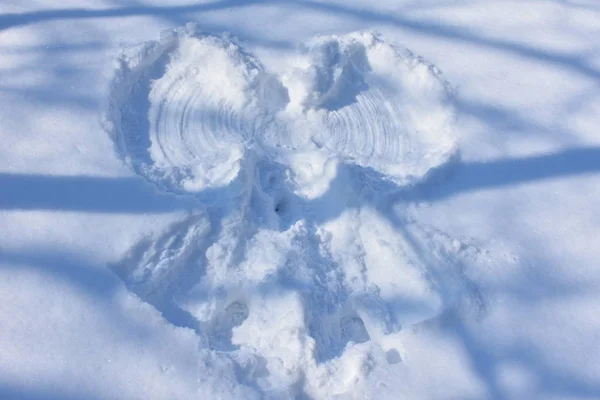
[385,348,402,364]
[274,198,287,214]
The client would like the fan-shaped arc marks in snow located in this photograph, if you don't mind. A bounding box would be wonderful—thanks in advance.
[108,29,278,195]
[107,29,457,197]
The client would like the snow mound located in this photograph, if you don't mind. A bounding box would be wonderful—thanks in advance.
[107,29,456,198]
[106,28,482,398]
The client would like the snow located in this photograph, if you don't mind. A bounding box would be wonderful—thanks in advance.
[108,30,455,197]
[1,1,600,399]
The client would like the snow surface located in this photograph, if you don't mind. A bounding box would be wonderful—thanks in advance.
[1,1,600,399]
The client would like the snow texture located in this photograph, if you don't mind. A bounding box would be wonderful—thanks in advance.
[105,28,485,398]
[107,29,456,197]
[2,1,600,399]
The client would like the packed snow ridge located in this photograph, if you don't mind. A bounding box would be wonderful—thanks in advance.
[105,25,486,397]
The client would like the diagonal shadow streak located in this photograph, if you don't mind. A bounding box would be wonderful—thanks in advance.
[0,382,107,400]
[294,0,600,83]
[409,146,600,202]
[0,173,199,213]
[1,0,599,83]
[0,247,208,398]
[1,147,599,213]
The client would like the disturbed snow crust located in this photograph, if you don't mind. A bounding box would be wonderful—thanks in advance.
[106,27,486,398]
